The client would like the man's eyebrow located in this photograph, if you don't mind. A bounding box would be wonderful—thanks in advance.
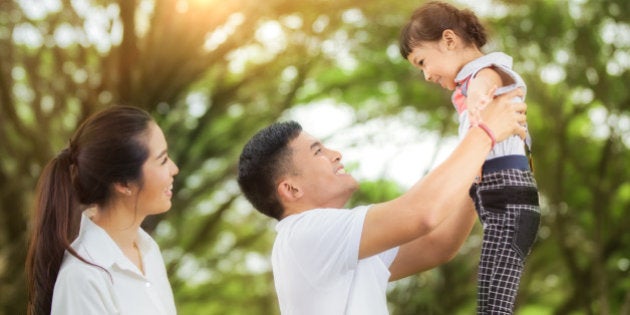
[310,141,322,150]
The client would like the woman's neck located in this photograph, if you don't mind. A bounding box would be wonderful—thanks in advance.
[92,204,145,251]
[92,205,146,274]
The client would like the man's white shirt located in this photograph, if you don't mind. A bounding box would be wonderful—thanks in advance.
[272,206,399,315]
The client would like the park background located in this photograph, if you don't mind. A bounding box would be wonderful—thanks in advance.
[1,0,629,314]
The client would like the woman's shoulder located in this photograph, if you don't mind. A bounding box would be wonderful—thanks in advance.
[56,252,111,287]
[52,253,117,314]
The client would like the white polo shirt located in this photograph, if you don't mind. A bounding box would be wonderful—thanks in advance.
[51,210,176,315]
[272,205,399,315]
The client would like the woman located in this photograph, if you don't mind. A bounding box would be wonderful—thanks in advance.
[26,106,179,314]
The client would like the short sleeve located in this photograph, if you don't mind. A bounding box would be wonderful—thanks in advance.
[282,206,369,286]
[377,246,400,268]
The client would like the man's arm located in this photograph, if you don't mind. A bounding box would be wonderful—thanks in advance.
[388,193,475,281]
[358,89,526,260]
[385,69,507,279]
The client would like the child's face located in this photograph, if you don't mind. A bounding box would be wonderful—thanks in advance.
[406,40,463,91]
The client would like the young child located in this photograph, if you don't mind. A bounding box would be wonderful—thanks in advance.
[399,2,540,314]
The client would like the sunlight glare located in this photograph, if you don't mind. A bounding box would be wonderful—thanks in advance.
[588,107,611,140]
[539,64,566,85]
[284,101,456,188]
[281,14,303,30]
[13,23,43,48]
[53,23,78,48]
[256,21,287,53]
[601,19,630,47]
[175,0,188,13]
[455,0,508,18]
[17,0,61,20]
[204,13,244,52]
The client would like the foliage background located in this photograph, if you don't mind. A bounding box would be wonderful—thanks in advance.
[1,0,629,314]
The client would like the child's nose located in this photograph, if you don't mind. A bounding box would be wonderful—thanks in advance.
[423,70,431,81]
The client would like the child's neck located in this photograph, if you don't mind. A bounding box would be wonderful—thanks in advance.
[454,47,485,76]
[459,47,485,67]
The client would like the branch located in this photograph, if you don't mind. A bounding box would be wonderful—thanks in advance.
[166,194,238,276]
[117,0,138,101]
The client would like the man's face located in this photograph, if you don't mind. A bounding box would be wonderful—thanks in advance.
[286,131,358,209]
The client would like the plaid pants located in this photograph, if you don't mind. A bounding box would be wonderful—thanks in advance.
[469,164,540,315]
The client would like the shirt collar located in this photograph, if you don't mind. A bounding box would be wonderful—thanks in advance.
[74,210,151,275]
[455,52,513,83]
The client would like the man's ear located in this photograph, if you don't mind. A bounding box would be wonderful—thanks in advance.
[277,179,303,202]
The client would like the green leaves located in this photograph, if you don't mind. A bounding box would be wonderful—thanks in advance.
[2,0,629,314]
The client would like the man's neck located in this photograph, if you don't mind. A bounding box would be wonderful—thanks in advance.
[280,199,351,219]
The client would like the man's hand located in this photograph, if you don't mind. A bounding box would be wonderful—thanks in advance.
[480,88,527,142]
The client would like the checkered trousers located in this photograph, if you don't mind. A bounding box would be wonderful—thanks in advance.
[469,168,540,314]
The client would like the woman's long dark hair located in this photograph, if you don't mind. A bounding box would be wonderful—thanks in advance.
[25,105,153,315]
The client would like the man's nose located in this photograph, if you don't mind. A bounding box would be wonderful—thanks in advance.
[327,148,342,162]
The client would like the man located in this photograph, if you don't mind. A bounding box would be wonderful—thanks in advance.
[237,89,527,314]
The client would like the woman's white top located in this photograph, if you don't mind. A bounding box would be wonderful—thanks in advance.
[51,210,176,315]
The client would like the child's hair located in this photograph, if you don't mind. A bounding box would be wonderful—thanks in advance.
[399,1,488,58]
[25,105,153,315]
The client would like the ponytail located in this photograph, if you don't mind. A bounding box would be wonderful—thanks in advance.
[25,105,153,315]
[26,148,80,315]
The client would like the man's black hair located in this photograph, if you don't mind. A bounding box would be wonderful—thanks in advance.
[237,121,302,220]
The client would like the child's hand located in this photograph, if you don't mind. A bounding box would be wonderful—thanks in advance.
[468,86,497,127]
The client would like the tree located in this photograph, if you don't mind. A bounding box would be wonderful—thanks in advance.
[1,0,629,314]
[381,1,630,314]
[0,0,431,313]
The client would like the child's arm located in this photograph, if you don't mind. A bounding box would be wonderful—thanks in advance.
[466,68,506,127]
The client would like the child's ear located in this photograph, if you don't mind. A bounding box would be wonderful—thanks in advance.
[442,29,458,48]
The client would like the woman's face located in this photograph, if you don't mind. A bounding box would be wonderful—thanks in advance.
[134,122,179,216]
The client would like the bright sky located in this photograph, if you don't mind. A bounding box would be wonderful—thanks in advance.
[273,0,498,189]
[14,0,629,188]
[284,101,459,189]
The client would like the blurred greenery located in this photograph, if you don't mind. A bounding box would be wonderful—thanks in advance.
[1,0,629,314]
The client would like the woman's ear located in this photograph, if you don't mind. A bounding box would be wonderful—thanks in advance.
[113,182,133,197]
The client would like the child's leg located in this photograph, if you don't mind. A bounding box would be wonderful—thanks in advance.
[471,183,500,314]
[473,169,540,314]
[485,205,525,314]
[475,211,501,314]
